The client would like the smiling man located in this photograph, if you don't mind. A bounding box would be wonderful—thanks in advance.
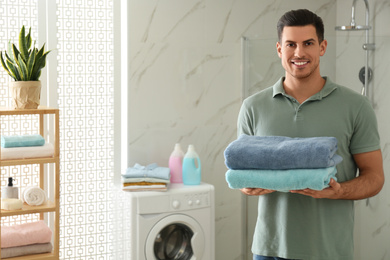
[237,9,384,260]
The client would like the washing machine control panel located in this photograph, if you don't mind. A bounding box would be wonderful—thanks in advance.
[171,191,210,211]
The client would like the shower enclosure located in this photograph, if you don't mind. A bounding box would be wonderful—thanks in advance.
[335,0,375,97]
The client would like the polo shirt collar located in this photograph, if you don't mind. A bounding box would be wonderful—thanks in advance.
[272,76,338,101]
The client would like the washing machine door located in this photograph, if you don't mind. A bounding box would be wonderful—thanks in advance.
[145,214,205,260]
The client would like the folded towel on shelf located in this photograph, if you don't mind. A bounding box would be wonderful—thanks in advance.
[1,143,54,160]
[122,163,171,180]
[1,220,52,248]
[1,242,53,259]
[121,176,170,184]
[225,166,337,192]
[22,186,47,206]
[224,135,342,170]
[1,198,23,210]
[1,134,45,148]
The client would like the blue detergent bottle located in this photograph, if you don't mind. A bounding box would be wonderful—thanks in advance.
[182,145,201,185]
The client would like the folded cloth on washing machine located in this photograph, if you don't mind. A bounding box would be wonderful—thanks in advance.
[121,176,170,184]
[224,135,342,170]
[123,182,167,187]
[225,166,337,192]
[122,163,171,180]
[122,184,168,192]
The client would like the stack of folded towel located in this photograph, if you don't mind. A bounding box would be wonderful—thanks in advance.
[1,134,54,160]
[122,163,170,191]
[224,135,343,192]
[1,220,53,259]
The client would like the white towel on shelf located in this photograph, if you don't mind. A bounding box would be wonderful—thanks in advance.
[1,143,54,160]
[22,186,47,206]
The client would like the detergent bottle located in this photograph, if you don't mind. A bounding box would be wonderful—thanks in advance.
[169,143,184,183]
[182,145,201,185]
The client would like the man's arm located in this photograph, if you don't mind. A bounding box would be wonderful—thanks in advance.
[291,149,385,200]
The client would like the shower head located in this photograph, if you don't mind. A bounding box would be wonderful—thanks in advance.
[335,0,371,31]
[335,25,371,31]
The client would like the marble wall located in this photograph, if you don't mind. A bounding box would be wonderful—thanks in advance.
[336,1,390,259]
[127,0,389,259]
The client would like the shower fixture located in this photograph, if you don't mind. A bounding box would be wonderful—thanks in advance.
[335,0,375,97]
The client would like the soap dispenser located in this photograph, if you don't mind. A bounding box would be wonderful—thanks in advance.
[1,177,19,199]
[182,145,201,185]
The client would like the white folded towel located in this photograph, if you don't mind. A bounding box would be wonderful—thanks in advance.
[22,186,47,206]
[1,143,54,160]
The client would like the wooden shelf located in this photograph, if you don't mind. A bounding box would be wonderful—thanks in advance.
[1,201,56,217]
[1,107,60,260]
[3,252,56,260]
[0,106,58,115]
[0,157,57,166]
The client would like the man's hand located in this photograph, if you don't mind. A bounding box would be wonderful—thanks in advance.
[290,178,342,199]
[291,150,384,200]
[240,188,275,196]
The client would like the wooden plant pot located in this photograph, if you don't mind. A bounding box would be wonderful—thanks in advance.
[9,81,41,109]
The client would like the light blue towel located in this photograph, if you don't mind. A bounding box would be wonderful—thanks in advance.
[122,163,171,180]
[1,134,45,148]
[225,166,337,192]
[224,135,342,170]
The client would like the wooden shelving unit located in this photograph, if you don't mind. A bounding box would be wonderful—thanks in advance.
[0,107,60,260]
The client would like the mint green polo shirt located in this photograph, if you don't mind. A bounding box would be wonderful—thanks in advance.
[237,77,380,260]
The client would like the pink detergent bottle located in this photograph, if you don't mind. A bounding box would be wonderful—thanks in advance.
[169,143,184,183]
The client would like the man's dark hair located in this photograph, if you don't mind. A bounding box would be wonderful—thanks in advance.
[277,9,324,43]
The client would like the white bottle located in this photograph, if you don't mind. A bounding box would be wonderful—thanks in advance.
[182,145,201,185]
[169,143,184,183]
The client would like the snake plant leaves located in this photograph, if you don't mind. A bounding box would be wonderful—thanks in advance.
[19,26,30,62]
[27,48,36,79]
[17,55,28,81]
[31,49,51,81]
[7,41,15,63]
[0,51,15,80]
[1,26,51,81]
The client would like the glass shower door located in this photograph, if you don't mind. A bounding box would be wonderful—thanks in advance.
[241,36,284,259]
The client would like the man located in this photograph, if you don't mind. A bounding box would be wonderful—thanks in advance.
[237,9,384,260]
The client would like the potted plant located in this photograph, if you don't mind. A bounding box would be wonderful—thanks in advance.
[0,26,51,109]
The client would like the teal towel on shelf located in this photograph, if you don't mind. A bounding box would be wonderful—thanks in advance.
[122,163,171,180]
[1,134,45,148]
[225,166,337,192]
[224,135,342,170]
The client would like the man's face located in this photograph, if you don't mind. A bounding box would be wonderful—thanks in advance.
[276,25,327,80]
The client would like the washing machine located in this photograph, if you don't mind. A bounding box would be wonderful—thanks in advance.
[128,182,215,260]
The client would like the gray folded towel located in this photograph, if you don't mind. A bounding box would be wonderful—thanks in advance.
[1,243,52,259]
[224,135,342,170]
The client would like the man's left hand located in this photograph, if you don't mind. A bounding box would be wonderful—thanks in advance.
[290,178,342,199]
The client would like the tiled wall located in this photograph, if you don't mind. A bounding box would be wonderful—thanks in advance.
[127,0,389,259]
